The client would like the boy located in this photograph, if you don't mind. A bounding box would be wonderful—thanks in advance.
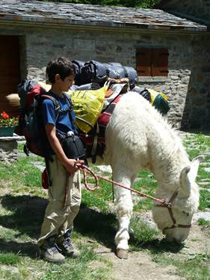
[38,57,84,263]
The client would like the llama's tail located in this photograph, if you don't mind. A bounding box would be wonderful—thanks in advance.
[6,93,20,107]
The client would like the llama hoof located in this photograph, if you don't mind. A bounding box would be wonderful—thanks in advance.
[116,249,128,259]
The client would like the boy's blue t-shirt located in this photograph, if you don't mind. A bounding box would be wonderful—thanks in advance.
[42,92,77,136]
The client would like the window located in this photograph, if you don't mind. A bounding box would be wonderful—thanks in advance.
[136,48,168,77]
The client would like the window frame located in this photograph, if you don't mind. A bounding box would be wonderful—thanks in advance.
[136,48,169,77]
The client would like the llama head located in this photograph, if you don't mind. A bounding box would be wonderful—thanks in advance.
[152,155,203,243]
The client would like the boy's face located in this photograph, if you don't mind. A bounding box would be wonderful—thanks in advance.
[56,74,75,92]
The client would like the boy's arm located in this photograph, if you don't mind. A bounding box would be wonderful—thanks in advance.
[45,123,83,174]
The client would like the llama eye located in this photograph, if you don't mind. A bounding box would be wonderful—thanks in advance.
[182,211,189,216]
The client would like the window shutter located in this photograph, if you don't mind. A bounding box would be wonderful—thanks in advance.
[152,49,168,76]
[136,48,152,76]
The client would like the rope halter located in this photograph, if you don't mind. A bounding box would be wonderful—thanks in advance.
[155,188,191,231]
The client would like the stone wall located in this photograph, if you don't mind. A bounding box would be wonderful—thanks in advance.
[1,24,210,131]
[0,137,19,163]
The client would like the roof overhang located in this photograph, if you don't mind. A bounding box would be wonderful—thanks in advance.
[0,0,208,34]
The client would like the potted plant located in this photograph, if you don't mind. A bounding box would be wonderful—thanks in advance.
[0,111,18,137]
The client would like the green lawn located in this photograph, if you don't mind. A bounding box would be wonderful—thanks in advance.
[0,132,209,279]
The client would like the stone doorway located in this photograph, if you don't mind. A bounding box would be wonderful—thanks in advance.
[0,35,21,116]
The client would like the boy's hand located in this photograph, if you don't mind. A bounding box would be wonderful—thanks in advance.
[75,159,84,168]
[64,159,84,174]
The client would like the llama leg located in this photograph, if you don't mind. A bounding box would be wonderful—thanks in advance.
[113,171,133,259]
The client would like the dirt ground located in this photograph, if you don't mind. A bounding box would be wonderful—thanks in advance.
[90,211,210,280]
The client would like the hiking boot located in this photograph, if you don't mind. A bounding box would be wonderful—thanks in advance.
[57,230,80,258]
[39,235,65,264]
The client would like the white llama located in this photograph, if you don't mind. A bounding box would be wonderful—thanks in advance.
[104,92,203,259]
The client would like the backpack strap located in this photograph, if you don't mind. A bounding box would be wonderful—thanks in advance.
[63,93,77,133]
[63,92,73,109]
[38,94,62,163]
[41,94,61,121]
[41,92,78,134]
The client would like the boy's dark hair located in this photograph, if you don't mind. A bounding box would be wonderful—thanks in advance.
[46,57,75,84]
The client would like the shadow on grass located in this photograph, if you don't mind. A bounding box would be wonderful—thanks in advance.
[0,238,38,259]
[0,194,118,256]
[0,194,46,258]
[129,230,184,254]
[75,203,117,251]
[0,194,184,258]
[0,194,47,239]
[141,238,184,254]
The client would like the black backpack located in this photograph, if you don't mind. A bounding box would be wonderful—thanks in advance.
[16,80,76,158]
[76,60,138,89]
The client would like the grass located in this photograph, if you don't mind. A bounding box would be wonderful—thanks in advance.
[0,132,210,279]
[198,218,210,226]
[183,133,210,210]
[199,190,210,210]
[151,251,210,280]
[0,156,44,192]
[129,217,159,248]
[81,174,114,213]
[0,245,112,280]
[0,253,20,265]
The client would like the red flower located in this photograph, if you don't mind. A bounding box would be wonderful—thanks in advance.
[1,111,9,119]
[0,111,18,127]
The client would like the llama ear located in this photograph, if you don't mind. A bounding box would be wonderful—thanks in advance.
[180,166,191,194]
[180,165,190,184]
[189,155,204,182]
[180,155,204,195]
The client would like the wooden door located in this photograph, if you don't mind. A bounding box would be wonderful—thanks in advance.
[0,36,21,116]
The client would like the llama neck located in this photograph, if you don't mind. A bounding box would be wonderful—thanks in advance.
[151,138,190,193]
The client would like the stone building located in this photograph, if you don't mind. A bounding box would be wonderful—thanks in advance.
[0,0,210,130]
[154,0,210,130]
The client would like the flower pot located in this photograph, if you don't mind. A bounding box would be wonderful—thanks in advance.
[0,126,15,137]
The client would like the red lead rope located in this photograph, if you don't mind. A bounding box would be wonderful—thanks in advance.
[78,165,171,207]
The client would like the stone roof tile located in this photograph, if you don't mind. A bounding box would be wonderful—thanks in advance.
[0,0,207,31]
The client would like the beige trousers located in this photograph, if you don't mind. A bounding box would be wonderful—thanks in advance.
[38,155,81,246]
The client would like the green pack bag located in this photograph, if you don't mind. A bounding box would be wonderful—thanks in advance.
[148,89,170,115]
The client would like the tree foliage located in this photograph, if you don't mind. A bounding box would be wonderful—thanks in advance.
[37,0,161,8]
